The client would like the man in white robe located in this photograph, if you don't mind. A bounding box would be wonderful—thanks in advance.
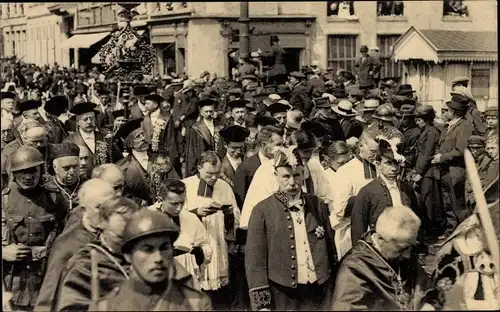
[182,151,240,310]
[147,179,212,290]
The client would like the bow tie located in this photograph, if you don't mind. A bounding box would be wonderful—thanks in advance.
[288,199,303,211]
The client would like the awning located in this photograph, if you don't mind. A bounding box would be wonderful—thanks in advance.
[61,32,110,49]
[91,30,146,64]
[392,26,497,63]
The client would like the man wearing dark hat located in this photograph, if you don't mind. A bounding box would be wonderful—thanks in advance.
[142,93,181,176]
[354,45,381,93]
[245,145,336,311]
[259,35,287,85]
[432,93,474,240]
[2,146,60,311]
[396,104,422,175]
[90,210,212,311]
[218,125,250,188]
[43,142,85,225]
[172,80,199,137]
[333,100,363,142]
[288,71,314,117]
[64,102,122,166]
[390,84,415,109]
[131,84,152,118]
[44,96,69,144]
[185,96,226,177]
[267,101,290,127]
[226,99,249,128]
[14,99,45,130]
[412,104,444,241]
[310,97,345,143]
[94,89,114,129]
[484,106,498,137]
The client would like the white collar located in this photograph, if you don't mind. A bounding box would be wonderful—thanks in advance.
[447,117,462,128]
[258,150,272,164]
[132,149,149,160]
[379,174,398,188]
[79,129,95,139]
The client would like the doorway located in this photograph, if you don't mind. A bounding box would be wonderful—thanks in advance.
[283,48,301,73]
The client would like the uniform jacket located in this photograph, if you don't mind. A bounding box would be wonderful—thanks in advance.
[54,240,129,311]
[332,233,437,311]
[90,260,212,311]
[34,220,97,311]
[245,192,336,311]
[2,183,60,307]
[289,82,314,117]
[234,153,262,208]
[64,130,123,166]
[354,56,381,89]
[351,177,420,245]
[415,124,441,179]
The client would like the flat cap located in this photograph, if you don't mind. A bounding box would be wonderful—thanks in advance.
[219,125,250,143]
[451,76,470,85]
[467,135,486,147]
[52,142,80,159]
[484,106,498,117]
[70,102,97,115]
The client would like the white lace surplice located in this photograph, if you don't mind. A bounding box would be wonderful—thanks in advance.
[182,175,239,291]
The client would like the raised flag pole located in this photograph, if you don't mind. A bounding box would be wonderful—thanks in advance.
[464,149,499,266]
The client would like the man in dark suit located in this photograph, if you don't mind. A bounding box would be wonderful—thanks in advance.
[396,104,422,179]
[354,45,381,95]
[310,97,345,143]
[245,146,336,311]
[141,93,181,177]
[431,94,474,239]
[288,71,314,118]
[351,136,421,245]
[184,97,226,177]
[43,95,68,144]
[412,105,443,241]
[63,102,122,166]
[260,35,288,85]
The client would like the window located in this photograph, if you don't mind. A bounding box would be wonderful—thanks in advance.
[443,0,469,17]
[377,35,403,80]
[377,1,403,16]
[471,68,490,98]
[327,35,358,73]
[327,1,355,18]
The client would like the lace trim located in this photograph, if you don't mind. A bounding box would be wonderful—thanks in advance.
[200,276,229,291]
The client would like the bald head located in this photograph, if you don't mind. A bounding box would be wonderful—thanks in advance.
[78,178,117,228]
[23,126,47,150]
[91,164,125,196]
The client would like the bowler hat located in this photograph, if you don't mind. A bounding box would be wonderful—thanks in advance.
[446,94,469,111]
[395,84,415,95]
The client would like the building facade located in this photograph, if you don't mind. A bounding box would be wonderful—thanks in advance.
[1,1,497,108]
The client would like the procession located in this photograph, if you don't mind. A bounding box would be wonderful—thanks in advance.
[1,2,499,311]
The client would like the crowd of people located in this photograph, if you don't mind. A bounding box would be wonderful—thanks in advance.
[0,37,499,311]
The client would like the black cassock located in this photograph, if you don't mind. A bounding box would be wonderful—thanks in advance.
[184,121,225,177]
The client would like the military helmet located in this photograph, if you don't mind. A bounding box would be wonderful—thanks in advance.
[122,210,180,253]
[9,146,45,173]
[373,104,395,122]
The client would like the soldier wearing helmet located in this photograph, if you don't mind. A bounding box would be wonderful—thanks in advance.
[2,146,60,311]
[90,210,212,311]
[372,104,395,130]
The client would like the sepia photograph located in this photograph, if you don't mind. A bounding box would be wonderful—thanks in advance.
[0,1,498,311]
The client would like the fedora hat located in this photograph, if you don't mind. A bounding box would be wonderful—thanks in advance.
[395,84,415,96]
[446,94,469,111]
[332,100,357,117]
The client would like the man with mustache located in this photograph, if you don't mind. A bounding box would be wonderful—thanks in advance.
[90,210,212,311]
[245,146,336,310]
[2,147,60,311]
